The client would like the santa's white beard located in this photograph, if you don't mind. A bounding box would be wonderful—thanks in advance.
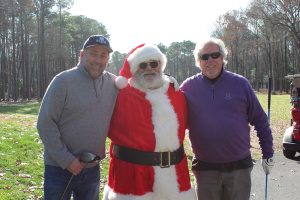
[133,71,164,90]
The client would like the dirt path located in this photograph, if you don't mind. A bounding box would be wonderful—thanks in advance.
[250,152,300,200]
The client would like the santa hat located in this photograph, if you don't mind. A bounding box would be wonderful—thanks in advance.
[115,44,167,89]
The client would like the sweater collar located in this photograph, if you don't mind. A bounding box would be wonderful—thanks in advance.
[201,67,225,84]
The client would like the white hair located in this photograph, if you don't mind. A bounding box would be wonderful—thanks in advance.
[193,37,228,67]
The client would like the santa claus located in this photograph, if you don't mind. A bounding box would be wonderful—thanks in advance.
[102,44,196,200]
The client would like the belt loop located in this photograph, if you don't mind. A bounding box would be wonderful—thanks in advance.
[160,151,170,168]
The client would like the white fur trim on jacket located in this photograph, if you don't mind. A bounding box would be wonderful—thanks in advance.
[102,184,197,200]
[145,81,179,151]
[146,81,181,198]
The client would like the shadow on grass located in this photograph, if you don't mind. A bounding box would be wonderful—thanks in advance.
[0,101,40,115]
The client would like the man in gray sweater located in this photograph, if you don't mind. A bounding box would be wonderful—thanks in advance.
[37,35,118,200]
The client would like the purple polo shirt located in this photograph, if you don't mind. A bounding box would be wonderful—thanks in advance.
[180,70,273,163]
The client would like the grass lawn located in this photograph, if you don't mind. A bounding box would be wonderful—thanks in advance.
[251,93,291,157]
[0,102,43,199]
[0,94,291,199]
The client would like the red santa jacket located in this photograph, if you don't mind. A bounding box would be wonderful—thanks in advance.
[103,81,196,200]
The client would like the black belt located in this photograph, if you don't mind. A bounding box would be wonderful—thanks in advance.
[192,155,253,172]
[113,144,185,168]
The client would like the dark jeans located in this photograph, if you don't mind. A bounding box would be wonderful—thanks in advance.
[44,164,100,200]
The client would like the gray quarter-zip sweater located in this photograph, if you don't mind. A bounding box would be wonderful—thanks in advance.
[37,63,118,169]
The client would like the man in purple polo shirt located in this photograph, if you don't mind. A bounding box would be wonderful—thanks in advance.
[180,38,274,200]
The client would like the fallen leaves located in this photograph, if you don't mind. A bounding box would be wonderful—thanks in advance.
[18,173,32,178]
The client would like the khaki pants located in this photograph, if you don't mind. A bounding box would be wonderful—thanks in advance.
[193,167,253,200]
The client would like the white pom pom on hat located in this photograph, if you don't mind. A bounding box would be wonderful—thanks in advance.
[115,76,128,89]
[115,43,167,89]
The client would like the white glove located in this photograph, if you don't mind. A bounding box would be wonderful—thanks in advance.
[166,75,179,91]
[261,157,274,175]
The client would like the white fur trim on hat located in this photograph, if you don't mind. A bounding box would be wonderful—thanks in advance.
[127,45,167,75]
[115,76,128,89]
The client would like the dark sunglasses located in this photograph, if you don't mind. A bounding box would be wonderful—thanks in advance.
[139,61,160,69]
[199,52,221,60]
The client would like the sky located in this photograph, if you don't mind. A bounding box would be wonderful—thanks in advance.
[69,0,251,53]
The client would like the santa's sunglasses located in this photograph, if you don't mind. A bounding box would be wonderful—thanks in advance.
[199,52,221,60]
[139,61,160,69]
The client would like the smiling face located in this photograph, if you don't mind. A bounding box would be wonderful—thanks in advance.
[198,42,224,79]
[80,45,110,79]
[133,59,164,89]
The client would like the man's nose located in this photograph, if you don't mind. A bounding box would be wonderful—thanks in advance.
[94,56,102,63]
[145,64,153,70]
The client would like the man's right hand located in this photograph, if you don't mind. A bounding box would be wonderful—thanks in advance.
[67,158,84,175]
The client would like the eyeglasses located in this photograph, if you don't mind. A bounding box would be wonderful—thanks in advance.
[139,61,160,69]
[199,52,221,60]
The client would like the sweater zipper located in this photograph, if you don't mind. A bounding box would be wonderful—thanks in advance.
[93,80,98,98]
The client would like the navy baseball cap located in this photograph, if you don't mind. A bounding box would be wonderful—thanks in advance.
[83,35,113,53]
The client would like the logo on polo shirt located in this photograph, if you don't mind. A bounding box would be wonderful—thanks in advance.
[225,92,232,100]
